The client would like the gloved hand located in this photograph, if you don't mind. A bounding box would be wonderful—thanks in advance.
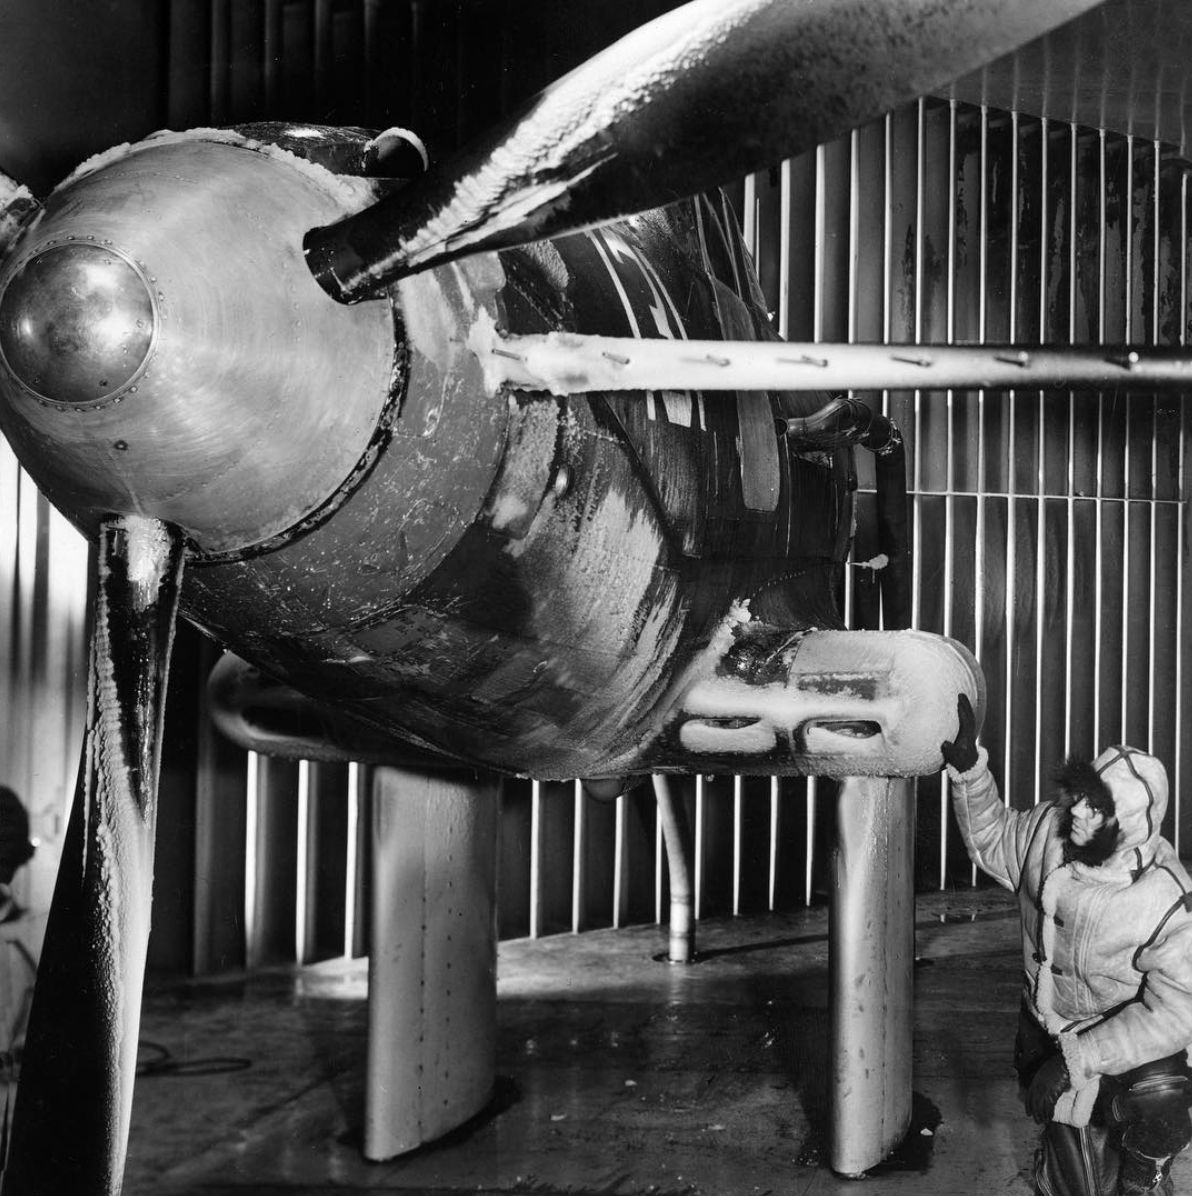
[940,693,978,773]
[1025,1055,1071,1124]
[1108,1070,1192,1124]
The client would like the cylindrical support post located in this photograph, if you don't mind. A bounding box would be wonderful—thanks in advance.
[828,775,916,1176]
[364,766,500,1162]
[652,774,695,963]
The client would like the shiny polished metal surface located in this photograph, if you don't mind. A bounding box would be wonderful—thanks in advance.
[0,131,395,555]
[0,241,156,406]
[950,0,1192,152]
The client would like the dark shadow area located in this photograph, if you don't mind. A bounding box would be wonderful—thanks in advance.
[336,1074,524,1160]
[136,1040,252,1079]
[866,1092,943,1175]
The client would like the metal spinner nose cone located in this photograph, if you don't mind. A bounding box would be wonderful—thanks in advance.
[0,241,156,406]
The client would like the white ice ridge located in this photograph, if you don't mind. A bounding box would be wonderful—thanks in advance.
[483,332,1192,396]
[677,628,983,778]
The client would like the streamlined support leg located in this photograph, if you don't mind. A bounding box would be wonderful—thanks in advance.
[828,775,916,1177]
[364,766,500,1161]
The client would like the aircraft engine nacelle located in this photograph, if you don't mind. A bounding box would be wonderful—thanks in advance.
[0,124,863,780]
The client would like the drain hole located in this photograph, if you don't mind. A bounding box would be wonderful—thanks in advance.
[807,720,880,739]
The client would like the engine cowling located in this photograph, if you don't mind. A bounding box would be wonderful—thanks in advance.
[0,129,397,555]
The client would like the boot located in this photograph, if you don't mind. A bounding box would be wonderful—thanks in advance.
[1034,1123,1118,1196]
[1118,1150,1173,1196]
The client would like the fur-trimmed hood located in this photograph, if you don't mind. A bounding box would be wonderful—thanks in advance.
[1091,744,1168,872]
[947,742,1192,1116]
[1055,756,1112,813]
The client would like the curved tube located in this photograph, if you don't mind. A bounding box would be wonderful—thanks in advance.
[782,395,910,629]
[652,774,695,963]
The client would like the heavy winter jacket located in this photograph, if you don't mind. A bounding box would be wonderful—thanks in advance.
[947,744,1192,1126]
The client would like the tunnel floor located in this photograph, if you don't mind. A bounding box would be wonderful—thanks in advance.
[107,885,1190,1195]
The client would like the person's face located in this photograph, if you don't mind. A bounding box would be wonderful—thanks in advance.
[1069,797,1106,846]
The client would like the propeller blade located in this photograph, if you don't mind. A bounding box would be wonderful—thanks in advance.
[304,0,1104,302]
[2,517,184,1195]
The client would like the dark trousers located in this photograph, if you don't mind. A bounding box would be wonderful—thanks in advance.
[1015,1003,1192,1196]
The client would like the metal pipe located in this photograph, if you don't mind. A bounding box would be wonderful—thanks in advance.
[484,333,1192,395]
[652,774,695,964]
[779,393,897,450]
[1177,171,1189,853]
[872,425,912,631]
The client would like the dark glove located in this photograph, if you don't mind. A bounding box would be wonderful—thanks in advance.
[1108,1069,1192,1125]
[940,693,978,773]
[1025,1055,1071,1124]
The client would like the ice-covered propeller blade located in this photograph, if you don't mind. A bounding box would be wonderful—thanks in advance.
[304,0,1103,302]
[2,517,184,1195]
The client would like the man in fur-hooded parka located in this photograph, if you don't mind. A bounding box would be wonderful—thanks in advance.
[943,696,1192,1196]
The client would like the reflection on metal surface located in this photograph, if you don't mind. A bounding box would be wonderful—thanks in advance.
[0,242,155,406]
[0,130,395,554]
[486,333,1192,394]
